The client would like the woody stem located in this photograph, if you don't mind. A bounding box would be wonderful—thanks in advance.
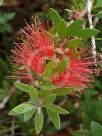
[87,0,96,61]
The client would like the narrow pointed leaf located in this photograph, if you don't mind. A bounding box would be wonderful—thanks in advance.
[15,82,30,93]
[41,81,55,91]
[8,110,20,116]
[43,61,54,79]
[57,19,67,40]
[24,108,36,121]
[42,95,56,107]
[49,8,61,26]
[66,38,82,49]
[9,102,34,115]
[34,110,44,135]
[67,20,84,36]
[78,28,99,38]
[52,88,74,96]
[49,8,62,34]
[29,86,39,103]
[47,109,60,129]
[56,58,70,73]
[46,104,69,114]
[15,83,39,103]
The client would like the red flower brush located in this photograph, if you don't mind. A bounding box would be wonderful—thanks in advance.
[51,48,95,89]
[11,21,95,90]
[11,22,55,81]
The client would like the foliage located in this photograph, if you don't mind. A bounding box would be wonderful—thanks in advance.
[0,12,15,33]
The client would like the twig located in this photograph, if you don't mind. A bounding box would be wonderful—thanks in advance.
[11,119,15,136]
[0,86,15,110]
[87,0,96,60]
[0,125,19,135]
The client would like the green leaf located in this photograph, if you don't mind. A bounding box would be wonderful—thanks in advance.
[49,8,62,34]
[78,28,99,38]
[29,86,39,103]
[0,16,6,24]
[41,81,55,91]
[96,0,102,8]
[91,121,102,136]
[0,57,9,73]
[46,104,69,114]
[3,80,10,91]
[52,88,74,96]
[66,38,82,49]
[96,11,102,19]
[3,23,12,33]
[4,12,15,21]
[95,99,102,119]
[0,81,10,101]
[40,90,49,97]
[81,113,90,130]
[71,48,79,57]
[15,83,39,103]
[72,130,91,136]
[9,110,20,116]
[71,0,79,9]
[67,20,83,36]
[56,58,70,73]
[43,61,54,79]
[34,110,44,135]
[15,82,30,92]
[42,95,56,107]
[9,102,34,115]
[49,8,61,26]
[78,1,85,10]
[24,108,36,121]
[47,109,60,129]
[57,19,67,40]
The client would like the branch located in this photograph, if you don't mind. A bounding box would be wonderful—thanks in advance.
[87,0,96,60]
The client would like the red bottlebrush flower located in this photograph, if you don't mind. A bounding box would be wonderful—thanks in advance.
[51,48,95,89]
[11,22,54,81]
[11,20,97,90]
